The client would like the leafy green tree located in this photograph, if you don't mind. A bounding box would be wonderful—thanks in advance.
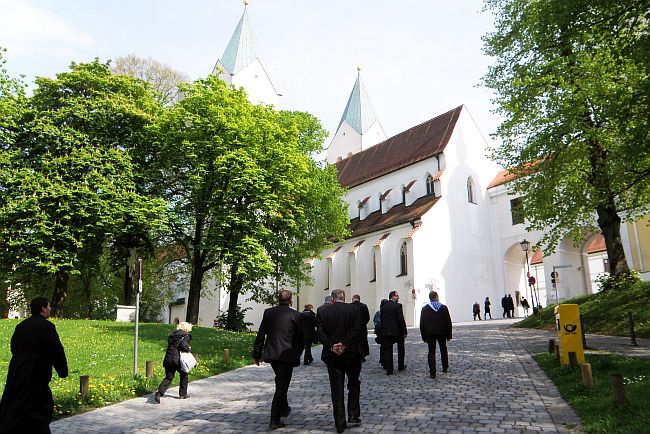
[482,0,650,276]
[154,75,348,327]
[0,60,168,316]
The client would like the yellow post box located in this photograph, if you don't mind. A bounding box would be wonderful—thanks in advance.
[554,304,585,365]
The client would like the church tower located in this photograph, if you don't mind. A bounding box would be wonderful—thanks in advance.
[213,1,279,106]
[327,68,387,163]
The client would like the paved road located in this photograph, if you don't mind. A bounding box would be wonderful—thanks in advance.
[51,319,587,433]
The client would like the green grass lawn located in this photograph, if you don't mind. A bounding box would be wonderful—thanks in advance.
[515,280,650,338]
[534,352,650,434]
[0,319,256,419]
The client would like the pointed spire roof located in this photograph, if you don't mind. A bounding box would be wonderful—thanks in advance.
[338,68,381,135]
[219,7,257,75]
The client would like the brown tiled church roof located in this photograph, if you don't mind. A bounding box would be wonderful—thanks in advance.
[335,105,463,188]
[349,194,440,237]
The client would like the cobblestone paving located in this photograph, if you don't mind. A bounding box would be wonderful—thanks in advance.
[51,319,584,433]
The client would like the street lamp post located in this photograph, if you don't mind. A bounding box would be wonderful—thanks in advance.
[519,239,539,315]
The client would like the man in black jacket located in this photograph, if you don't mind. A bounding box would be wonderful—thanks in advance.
[0,296,68,434]
[301,304,316,365]
[351,294,370,360]
[317,289,364,433]
[253,290,304,430]
[419,291,452,378]
[379,290,407,375]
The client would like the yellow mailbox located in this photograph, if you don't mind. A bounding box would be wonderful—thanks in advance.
[554,304,585,365]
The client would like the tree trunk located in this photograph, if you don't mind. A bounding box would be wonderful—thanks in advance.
[50,270,69,317]
[596,204,630,277]
[185,253,204,324]
[226,264,244,331]
[123,248,137,305]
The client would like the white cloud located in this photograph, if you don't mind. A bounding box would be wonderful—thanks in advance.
[0,0,94,57]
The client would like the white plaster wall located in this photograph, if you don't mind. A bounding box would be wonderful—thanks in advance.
[327,122,361,164]
[217,59,278,107]
[361,122,387,151]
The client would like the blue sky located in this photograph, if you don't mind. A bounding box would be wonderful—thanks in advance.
[0,0,501,149]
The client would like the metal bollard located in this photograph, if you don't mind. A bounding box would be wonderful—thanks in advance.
[80,375,90,401]
[580,314,587,349]
[548,339,555,354]
[629,311,638,346]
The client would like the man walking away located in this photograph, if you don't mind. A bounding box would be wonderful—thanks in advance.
[301,304,316,365]
[317,289,364,433]
[0,296,68,434]
[501,294,509,318]
[419,291,452,378]
[253,290,304,430]
[484,297,492,319]
[351,294,370,361]
[507,294,515,318]
[380,290,407,375]
[472,301,482,320]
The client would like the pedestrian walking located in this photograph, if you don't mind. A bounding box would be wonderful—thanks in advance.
[253,290,304,430]
[373,299,388,367]
[380,290,407,375]
[521,297,530,317]
[153,321,193,403]
[484,296,492,319]
[501,294,510,318]
[472,301,482,320]
[301,304,316,365]
[419,291,452,378]
[507,294,515,318]
[316,289,365,433]
[351,294,370,361]
[0,297,68,434]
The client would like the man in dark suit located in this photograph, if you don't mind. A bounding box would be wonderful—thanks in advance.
[419,290,452,378]
[317,289,364,433]
[379,290,407,375]
[351,294,370,361]
[253,290,304,430]
[0,296,68,434]
[301,304,316,365]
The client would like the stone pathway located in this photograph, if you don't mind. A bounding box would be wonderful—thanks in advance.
[49,319,598,433]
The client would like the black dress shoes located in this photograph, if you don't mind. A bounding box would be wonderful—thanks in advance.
[269,421,286,430]
[348,417,362,425]
[336,423,347,433]
[280,406,292,417]
[429,372,436,378]
[398,364,407,371]
[179,394,190,399]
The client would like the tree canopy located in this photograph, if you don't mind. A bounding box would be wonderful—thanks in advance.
[482,0,650,276]
[0,59,168,315]
[153,75,349,326]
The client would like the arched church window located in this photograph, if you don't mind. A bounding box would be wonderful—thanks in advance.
[399,241,408,276]
[426,174,434,195]
[467,177,476,204]
[346,254,352,286]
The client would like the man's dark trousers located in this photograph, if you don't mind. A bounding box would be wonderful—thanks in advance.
[381,336,405,373]
[325,355,362,432]
[426,335,448,375]
[269,361,293,423]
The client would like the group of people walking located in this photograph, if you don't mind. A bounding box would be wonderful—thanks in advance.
[473,294,526,320]
[252,288,453,432]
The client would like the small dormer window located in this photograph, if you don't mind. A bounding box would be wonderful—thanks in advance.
[426,174,434,195]
[467,177,476,204]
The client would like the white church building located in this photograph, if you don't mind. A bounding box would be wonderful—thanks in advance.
[166,4,650,328]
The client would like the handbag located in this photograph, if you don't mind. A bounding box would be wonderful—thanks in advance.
[179,351,197,373]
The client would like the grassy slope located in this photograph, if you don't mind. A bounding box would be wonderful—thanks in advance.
[535,352,650,433]
[514,280,650,338]
[0,320,255,419]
